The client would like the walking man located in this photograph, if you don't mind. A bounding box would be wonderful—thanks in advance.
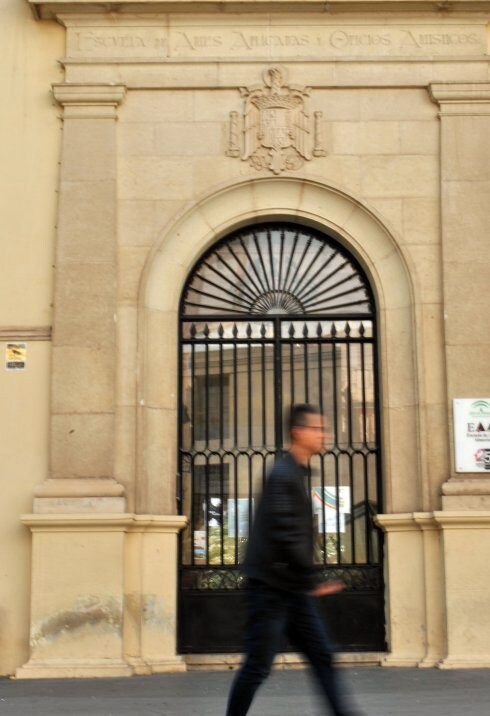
[226,404,363,716]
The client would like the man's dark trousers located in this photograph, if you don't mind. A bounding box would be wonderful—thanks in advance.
[226,579,356,716]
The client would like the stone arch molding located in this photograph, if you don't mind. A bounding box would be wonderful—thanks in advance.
[137,177,417,515]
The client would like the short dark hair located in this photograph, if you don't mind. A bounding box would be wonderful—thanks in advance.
[287,403,321,434]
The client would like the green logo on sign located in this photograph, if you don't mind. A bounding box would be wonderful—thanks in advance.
[470,400,490,417]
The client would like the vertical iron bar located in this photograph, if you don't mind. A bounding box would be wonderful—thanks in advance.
[320,456,326,565]
[219,337,225,565]
[248,453,253,537]
[360,337,367,446]
[349,454,356,564]
[189,339,196,567]
[346,336,353,447]
[332,331,339,448]
[289,338,295,410]
[219,341,224,448]
[363,453,371,563]
[335,454,341,564]
[204,335,210,447]
[274,318,283,450]
[261,341,266,446]
[331,336,341,563]
[220,457,225,565]
[190,455,196,566]
[317,339,326,563]
[233,337,238,448]
[247,339,252,447]
[360,336,370,563]
[191,340,196,447]
[205,459,210,564]
[304,327,309,403]
[345,336,356,564]
[317,337,324,416]
[234,454,239,565]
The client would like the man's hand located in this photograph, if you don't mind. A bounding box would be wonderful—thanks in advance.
[309,580,345,597]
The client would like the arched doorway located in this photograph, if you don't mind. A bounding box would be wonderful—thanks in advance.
[178,220,384,653]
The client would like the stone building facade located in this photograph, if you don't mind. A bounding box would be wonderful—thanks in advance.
[1,0,490,677]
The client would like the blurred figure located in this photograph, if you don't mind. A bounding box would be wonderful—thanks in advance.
[225,404,364,716]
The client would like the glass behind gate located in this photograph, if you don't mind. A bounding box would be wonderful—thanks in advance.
[178,223,384,651]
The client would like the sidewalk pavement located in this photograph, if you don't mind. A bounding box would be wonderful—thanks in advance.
[1,665,489,716]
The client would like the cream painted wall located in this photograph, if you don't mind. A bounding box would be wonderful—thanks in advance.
[0,344,51,673]
[0,0,63,326]
[0,0,63,675]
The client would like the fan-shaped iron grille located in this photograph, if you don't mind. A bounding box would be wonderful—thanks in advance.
[181,223,373,317]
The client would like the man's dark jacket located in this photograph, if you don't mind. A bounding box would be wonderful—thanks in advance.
[243,452,321,593]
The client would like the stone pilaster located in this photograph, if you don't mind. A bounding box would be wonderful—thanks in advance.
[426,84,490,669]
[123,516,188,674]
[413,513,446,667]
[36,83,127,513]
[429,82,490,488]
[375,514,426,666]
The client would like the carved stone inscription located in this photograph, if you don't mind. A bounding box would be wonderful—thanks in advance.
[66,24,487,60]
[71,28,168,57]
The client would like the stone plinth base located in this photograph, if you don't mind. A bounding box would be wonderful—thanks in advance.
[185,652,384,671]
[19,513,187,679]
[377,510,490,670]
[126,655,187,675]
[16,659,132,679]
[434,510,490,669]
[439,657,490,669]
[381,656,421,667]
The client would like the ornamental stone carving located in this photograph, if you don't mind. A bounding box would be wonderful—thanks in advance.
[226,67,326,175]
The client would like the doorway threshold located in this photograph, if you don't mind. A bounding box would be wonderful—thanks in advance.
[185,652,384,671]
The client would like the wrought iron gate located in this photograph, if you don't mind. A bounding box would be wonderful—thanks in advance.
[178,222,385,653]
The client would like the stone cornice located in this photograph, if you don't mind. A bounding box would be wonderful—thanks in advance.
[28,0,490,21]
[374,513,420,532]
[433,510,490,529]
[53,83,127,118]
[376,510,490,532]
[429,82,490,116]
[442,478,490,496]
[413,512,439,530]
[21,513,188,532]
[0,326,52,341]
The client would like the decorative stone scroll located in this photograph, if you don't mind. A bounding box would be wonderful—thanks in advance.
[226,67,326,175]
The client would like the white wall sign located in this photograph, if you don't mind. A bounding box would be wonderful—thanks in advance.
[453,399,490,472]
[311,486,351,533]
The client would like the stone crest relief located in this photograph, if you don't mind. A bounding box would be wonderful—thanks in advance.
[226,67,326,175]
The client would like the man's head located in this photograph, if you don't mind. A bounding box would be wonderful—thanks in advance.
[287,403,328,459]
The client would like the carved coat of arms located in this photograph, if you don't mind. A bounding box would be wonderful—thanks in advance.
[227,67,326,175]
